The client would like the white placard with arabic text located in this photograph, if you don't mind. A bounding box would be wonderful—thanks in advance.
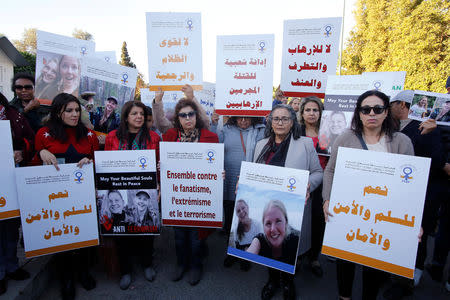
[322,147,430,278]
[16,164,99,258]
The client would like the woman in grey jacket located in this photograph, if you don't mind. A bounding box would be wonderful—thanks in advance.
[322,90,414,300]
[253,104,323,300]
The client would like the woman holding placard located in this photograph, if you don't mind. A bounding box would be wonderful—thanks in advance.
[253,104,323,300]
[104,100,161,290]
[322,90,414,300]
[161,88,219,286]
[34,93,98,299]
[0,92,34,295]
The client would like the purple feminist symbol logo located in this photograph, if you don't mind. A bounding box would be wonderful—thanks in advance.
[324,25,332,37]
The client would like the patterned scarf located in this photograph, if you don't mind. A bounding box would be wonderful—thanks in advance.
[118,128,146,150]
[178,128,200,142]
[0,105,6,120]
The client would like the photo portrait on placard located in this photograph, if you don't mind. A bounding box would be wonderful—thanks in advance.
[318,110,353,155]
[97,189,160,235]
[409,93,436,119]
[79,76,135,110]
[429,97,450,123]
[35,50,81,100]
[407,91,450,126]
[227,184,303,273]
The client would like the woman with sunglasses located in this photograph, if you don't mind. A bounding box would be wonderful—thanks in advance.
[160,87,219,286]
[322,90,414,300]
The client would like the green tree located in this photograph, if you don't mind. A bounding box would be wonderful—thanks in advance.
[72,29,94,41]
[13,28,37,54]
[342,0,449,92]
[14,51,36,74]
[119,41,136,68]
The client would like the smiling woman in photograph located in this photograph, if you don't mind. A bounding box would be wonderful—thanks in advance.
[36,57,59,99]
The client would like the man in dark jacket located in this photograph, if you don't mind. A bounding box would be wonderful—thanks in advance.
[384,90,447,299]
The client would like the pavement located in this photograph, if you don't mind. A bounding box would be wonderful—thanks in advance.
[32,227,449,300]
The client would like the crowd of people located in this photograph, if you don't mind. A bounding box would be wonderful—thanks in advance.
[0,72,448,300]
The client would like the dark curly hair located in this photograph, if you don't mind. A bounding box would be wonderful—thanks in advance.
[225,116,263,127]
[173,98,207,131]
[116,101,152,145]
[11,72,35,92]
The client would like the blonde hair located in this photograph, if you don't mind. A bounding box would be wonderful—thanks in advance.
[262,200,291,236]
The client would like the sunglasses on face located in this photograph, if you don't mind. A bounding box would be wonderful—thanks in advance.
[14,85,34,91]
[359,105,386,115]
[178,111,196,118]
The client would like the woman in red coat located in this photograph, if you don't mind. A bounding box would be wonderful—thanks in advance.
[160,92,218,286]
[34,93,99,300]
[104,101,160,290]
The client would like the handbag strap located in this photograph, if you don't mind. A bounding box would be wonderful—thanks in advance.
[356,134,368,150]
[239,131,247,156]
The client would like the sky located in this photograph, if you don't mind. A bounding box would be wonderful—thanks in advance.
[0,0,357,85]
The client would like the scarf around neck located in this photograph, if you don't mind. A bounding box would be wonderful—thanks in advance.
[178,128,200,142]
[119,128,146,150]
[255,133,291,167]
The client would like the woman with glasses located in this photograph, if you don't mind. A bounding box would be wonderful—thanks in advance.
[210,113,265,270]
[253,104,323,300]
[160,87,219,286]
[322,90,414,300]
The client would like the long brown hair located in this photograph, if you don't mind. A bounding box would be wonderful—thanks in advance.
[116,101,151,145]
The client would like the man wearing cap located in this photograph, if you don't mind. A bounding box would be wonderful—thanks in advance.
[132,190,160,228]
[91,96,120,134]
[383,90,447,298]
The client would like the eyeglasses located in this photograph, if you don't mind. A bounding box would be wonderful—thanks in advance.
[14,85,34,91]
[359,105,386,115]
[272,117,291,124]
[304,108,319,113]
[178,111,196,119]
